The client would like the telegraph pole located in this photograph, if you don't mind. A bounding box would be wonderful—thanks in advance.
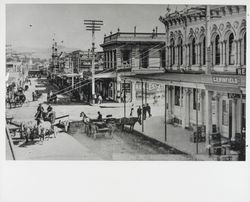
[84,20,103,105]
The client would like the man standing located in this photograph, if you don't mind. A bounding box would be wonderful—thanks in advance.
[35,103,44,125]
[97,111,102,121]
[142,104,147,120]
[137,106,142,120]
[146,103,152,117]
[130,104,134,117]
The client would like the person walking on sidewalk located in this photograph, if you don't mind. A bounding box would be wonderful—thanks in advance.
[137,106,142,120]
[146,103,152,117]
[142,104,147,120]
[130,104,134,117]
[97,111,102,121]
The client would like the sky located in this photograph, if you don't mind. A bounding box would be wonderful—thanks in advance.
[6,4,177,53]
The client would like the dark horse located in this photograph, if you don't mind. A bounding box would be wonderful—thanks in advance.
[119,117,141,131]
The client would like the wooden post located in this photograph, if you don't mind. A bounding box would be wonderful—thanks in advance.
[196,88,199,154]
[165,85,167,142]
[141,80,144,132]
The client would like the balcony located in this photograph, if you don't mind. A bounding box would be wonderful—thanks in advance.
[103,32,165,45]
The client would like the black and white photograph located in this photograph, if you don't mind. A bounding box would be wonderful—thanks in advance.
[5,4,246,161]
[1,1,250,202]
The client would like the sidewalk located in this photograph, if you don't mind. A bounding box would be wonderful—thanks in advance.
[10,132,101,160]
[134,116,216,161]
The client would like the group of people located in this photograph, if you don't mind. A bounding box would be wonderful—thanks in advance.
[35,103,55,126]
[130,103,152,120]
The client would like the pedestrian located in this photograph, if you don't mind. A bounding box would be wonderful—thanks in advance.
[97,111,102,121]
[47,104,52,113]
[32,91,36,101]
[35,103,44,125]
[130,104,134,117]
[146,103,152,117]
[137,106,142,120]
[47,92,50,103]
[98,94,103,104]
[142,104,147,120]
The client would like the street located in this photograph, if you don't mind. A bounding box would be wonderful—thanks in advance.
[6,77,193,160]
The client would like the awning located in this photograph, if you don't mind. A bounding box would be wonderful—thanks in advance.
[205,84,241,94]
[95,72,116,79]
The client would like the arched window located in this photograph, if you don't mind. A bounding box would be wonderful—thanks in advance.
[192,38,196,65]
[170,39,175,66]
[229,33,235,65]
[178,38,183,66]
[215,35,220,65]
[202,37,206,65]
[243,33,246,65]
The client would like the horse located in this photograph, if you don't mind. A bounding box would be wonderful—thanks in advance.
[38,120,56,141]
[119,117,141,131]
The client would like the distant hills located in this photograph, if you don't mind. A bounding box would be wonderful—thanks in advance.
[11,46,78,59]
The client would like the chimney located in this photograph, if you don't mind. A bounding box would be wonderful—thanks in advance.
[152,28,155,38]
[117,28,120,33]
[134,26,136,36]
[156,26,158,36]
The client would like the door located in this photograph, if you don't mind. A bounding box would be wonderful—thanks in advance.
[229,100,233,139]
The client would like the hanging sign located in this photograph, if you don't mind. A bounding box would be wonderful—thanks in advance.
[212,76,240,85]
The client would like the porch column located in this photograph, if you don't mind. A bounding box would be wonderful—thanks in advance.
[200,90,205,125]
[131,81,137,103]
[231,99,237,141]
[185,88,191,127]
[182,87,187,128]
[205,90,213,145]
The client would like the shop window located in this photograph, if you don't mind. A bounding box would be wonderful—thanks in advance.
[215,35,220,65]
[174,86,180,106]
[222,100,228,126]
[192,38,196,65]
[229,33,235,65]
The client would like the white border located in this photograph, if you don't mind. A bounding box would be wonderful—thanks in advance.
[1,1,250,202]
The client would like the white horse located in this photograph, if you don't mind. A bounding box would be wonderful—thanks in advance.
[38,120,57,141]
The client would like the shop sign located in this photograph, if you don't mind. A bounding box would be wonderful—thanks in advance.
[236,68,246,75]
[122,83,131,92]
[212,76,240,85]
[228,93,240,99]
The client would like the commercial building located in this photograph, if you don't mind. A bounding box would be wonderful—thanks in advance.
[100,28,166,102]
[125,5,246,150]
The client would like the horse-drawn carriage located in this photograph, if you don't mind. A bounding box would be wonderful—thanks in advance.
[6,90,26,108]
[79,112,141,139]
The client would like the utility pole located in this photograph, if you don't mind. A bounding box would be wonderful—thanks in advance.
[84,20,103,105]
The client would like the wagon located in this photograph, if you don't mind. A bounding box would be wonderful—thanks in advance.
[85,120,114,139]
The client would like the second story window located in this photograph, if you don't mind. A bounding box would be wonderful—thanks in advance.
[203,37,206,65]
[192,38,196,65]
[215,35,220,65]
[140,49,149,68]
[170,38,175,66]
[229,33,235,65]
[122,50,131,67]
[243,33,246,65]
[178,38,183,66]
[174,86,180,106]
[160,48,166,68]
